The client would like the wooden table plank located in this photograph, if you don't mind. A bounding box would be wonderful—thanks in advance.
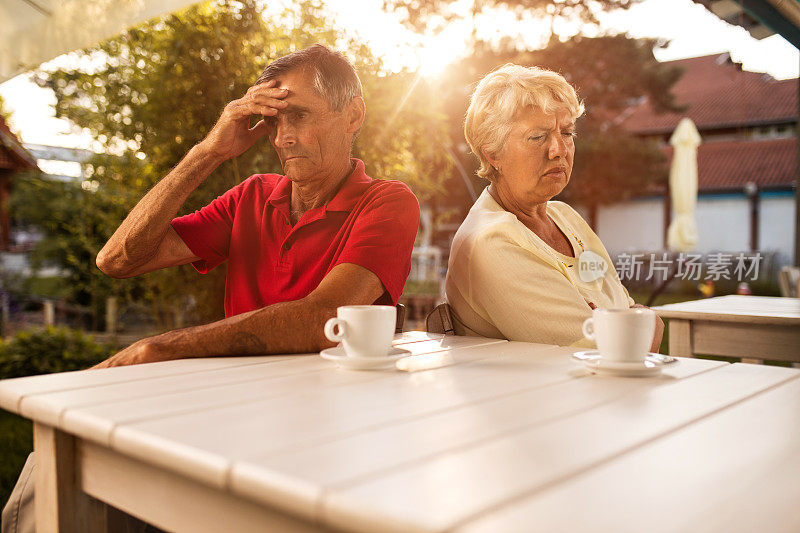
[60,359,385,449]
[7,336,499,445]
[230,356,726,511]
[319,364,798,533]
[0,356,283,413]
[18,355,325,427]
[654,296,800,363]
[0,334,491,416]
[55,337,499,446]
[654,295,800,324]
[457,371,800,533]
[105,343,563,489]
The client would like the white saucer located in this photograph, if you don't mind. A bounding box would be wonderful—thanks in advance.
[319,346,411,370]
[572,350,676,365]
[571,351,666,377]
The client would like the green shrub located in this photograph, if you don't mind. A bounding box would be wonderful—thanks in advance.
[0,411,32,509]
[0,327,114,379]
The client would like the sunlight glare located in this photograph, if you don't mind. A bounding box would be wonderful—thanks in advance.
[414,24,470,76]
[417,43,459,76]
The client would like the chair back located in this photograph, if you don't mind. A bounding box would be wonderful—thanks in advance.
[395,303,406,334]
[778,266,800,298]
[426,303,455,335]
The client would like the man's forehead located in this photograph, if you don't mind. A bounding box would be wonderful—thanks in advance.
[272,68,326,106]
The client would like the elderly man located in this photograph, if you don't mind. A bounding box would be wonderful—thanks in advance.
[2,44,419,533]
[90,44,420,368]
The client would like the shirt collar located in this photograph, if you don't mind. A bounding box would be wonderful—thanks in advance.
[325,159,373,213]
[267,158,372,214]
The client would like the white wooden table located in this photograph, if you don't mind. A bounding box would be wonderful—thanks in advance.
[1,331,799,532]
[652,295,800,363]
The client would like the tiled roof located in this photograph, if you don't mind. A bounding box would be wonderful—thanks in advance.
[0,116,37,170]
[665,137,796,191]
[623,53,797,134]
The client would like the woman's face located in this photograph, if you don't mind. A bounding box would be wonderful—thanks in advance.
[486,107,576,207]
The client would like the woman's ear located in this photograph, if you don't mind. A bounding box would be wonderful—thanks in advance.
[481,146,500,171]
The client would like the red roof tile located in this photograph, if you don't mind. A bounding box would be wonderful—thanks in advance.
[0,116,37,170]
[664,137,796,191]
[623,53,797,134]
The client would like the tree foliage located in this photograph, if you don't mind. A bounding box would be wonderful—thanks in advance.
[512,35,684,207]
[424,34,683,222]
[385,0,642,34]
[21,0,450,327]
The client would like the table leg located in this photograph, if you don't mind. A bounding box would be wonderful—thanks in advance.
[668,319,693,357]
[34,423,107,532]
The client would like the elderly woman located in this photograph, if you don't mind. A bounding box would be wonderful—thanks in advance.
[445,64,663,350]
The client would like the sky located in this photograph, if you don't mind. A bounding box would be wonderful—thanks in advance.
[1,0,798,172]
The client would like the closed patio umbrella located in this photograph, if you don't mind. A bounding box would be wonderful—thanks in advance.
[646,117,701,306]
[667,117,701,252]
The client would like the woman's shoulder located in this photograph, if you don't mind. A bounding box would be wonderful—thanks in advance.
[452,195,521,251]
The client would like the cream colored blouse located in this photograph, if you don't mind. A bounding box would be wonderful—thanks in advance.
[445,188,634,347]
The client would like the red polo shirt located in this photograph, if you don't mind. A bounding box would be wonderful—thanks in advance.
[171,159,420,317]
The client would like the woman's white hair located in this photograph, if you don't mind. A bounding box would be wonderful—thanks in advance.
[465,63,585,182]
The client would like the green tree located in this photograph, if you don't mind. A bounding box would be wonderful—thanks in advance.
[383,0,684,229]
[385,0,642,35]
[512,35,684,210]
[23,0,450,328]
[411,35,683,229]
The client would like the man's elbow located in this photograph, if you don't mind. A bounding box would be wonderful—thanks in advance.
[96,249,131,278]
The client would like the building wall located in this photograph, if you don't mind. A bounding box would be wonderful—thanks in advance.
[759,192,796,266]
[596,198,665,253]
[693,194,750,252]
[596,193,795,267]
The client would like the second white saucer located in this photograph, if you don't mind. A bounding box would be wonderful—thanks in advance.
[320,346,411,370]
[571,351,664,377]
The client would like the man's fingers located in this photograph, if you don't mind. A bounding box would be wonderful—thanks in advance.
[249,88,289,104]
[249,95,288,108]
[227,99,279,119]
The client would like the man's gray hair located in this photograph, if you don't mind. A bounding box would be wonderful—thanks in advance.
[255,44,362,112]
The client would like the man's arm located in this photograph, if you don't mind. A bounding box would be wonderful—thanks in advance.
[96,81,289,278]
[92,262,386,368]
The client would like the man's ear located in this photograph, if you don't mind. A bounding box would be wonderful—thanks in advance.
[345,96,366,134]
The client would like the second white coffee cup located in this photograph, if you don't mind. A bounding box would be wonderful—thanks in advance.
[582,307,655,363]
[324,305,396,358]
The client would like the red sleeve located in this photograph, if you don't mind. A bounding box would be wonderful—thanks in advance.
[334,181,420,304]
[171,179,249,274]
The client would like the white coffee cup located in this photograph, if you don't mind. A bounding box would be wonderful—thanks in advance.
[324,305,396,358]
[582,308,655,363]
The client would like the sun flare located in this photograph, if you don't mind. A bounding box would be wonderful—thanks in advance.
[417,43,460,76]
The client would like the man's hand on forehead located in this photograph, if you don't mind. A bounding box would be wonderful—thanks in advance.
[199,80,292,161]
[235,79,289,117]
